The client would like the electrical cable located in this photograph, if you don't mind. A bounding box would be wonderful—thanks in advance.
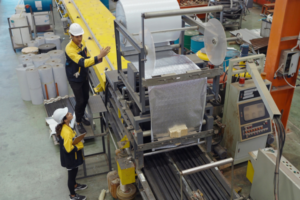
[273,116,286,200]
[291,32,300,51]
[274,64,297,88]
[283,76,297,88]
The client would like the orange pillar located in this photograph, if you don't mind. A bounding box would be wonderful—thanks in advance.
[264,0,300,128]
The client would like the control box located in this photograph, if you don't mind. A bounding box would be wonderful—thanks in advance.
[278,49,300,76]
[223,79,272,164]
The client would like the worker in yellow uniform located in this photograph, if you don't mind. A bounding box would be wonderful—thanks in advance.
[65,23,110,134]
[53,107,86,200]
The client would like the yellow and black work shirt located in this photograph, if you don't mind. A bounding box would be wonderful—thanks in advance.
[59,124,84,169]
[65,40,102,82]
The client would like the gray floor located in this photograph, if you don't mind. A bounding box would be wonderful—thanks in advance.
[0,0,117,200]
[1,0,300,200]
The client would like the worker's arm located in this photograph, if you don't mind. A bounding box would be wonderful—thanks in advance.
[75,141,84,151]
[63,131,77,153]
[66,47,101,68]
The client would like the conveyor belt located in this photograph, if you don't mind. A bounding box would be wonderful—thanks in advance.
[143,146,233,200]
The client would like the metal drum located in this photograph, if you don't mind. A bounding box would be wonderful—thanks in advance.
[223,48,240,70]
[191,35,204,53]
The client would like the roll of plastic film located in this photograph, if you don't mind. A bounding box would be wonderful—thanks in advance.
[38,65,57,99]
[26,68,44,105]
[16,64,34,101]
[45,35,61,50]
[116,0,181,46]
[45,59,62,67]
[32,54,51,68]
[21,58,33,66]
[27,40,38,47]
[48,50,65,65]
[44,32,55,38]
[39,43,57,54]
[53,64,69,97]
[35,36,45,46]
[22,47,39,54]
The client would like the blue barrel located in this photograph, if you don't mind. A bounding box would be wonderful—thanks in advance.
[174,38,179,44]
[101,0,109,9]
[223,48,240,71]
[24,0,53,12]
[191,35,204,53]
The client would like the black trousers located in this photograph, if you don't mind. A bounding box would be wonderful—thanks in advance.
[68,167,78,195]
[69,80,90,123]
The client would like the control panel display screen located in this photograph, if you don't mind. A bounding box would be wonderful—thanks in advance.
[244,103,265,121]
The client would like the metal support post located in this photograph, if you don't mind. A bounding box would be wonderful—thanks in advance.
[180,20,185,55]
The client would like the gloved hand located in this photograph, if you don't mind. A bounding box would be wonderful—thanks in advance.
[74,72,80,78]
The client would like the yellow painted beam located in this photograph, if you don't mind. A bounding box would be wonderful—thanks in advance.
[62,0,129,91]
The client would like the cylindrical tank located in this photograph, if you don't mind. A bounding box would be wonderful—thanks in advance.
[24,0,53,13]
[184,30,198,50]
[191,35,204,53]
[10,14,31,45]
[223,48,240,70]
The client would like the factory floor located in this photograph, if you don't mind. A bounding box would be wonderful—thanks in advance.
[1,0,300,200]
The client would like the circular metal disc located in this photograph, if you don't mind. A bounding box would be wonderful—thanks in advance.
[204,18,227,66]
[139,26,156,78]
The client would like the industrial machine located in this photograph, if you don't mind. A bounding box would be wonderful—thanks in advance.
[57,0,292,199]
[208,0,245,29]
[222,54,282,165]
[249,148,300,200]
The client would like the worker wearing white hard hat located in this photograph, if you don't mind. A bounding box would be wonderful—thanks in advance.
[65,23,110,134]
[53,107,87,200]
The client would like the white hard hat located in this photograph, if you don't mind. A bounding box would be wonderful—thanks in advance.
[69,23,84,36]
[52,107,68,123]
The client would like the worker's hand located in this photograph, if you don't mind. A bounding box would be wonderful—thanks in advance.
[73,72,80,78]
[98,46,111,60]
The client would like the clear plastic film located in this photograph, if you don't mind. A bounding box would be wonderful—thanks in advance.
[44,32,55,38]
[48,50,65,65]
[38,65,57,99]
[45,35,61,50]
[149,78,207,142]
[35,36,45,46]
[131,51,199,79]
[16,64,34,101]
[204,18,227,66]
[139,26,156,77]
[52,64,69,97]
[32,54,51,68]
[26,68,44,105]
[45,59,62,67]
[116,0,181,47]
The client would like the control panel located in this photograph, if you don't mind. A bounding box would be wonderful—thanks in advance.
[241,120,271,140]
[239,84,271,102]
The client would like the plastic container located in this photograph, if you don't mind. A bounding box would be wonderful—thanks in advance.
[223,48,240,71]
[24,0,53,12]
[191,35,204,53]
[173,30,199,50]
[184,30,198,50]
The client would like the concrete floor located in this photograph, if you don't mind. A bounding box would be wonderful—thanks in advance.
[1,0,300,200]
